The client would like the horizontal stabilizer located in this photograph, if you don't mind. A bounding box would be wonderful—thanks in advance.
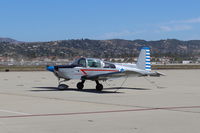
[149,71,166,77]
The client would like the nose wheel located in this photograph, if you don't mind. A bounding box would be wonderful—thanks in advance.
[58,84,68,90]
[57,79,69,90]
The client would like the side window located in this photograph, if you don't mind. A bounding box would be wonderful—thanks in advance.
[78,58,86,67]
[87,59,101,68]
[104,62,116,68]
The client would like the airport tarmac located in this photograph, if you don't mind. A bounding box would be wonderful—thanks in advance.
[0,70,200,133]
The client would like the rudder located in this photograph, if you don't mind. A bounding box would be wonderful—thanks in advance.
[136,47,151,71]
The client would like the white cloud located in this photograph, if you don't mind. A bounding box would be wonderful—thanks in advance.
[157,17,200,33]
[96,17,199,39]
[159,25,192,32]
[169,17,200,24]
[159,26,172,32]
[182,17,200,23]
[100,30,145,39]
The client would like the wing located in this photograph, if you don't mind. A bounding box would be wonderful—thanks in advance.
[82,70,143,80]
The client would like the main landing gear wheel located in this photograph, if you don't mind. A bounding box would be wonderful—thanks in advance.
[96,84,103,91]
[77,82,84,90]
[58,84,68,90]
[77,80,85,90]
[95,80,103,91]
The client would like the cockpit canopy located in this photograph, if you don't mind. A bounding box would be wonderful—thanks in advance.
[71,58,116,68]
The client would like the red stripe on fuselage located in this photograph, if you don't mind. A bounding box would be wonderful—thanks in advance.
[80,69,87,75]
[80,69,118,75]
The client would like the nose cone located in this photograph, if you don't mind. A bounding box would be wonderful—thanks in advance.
[46,66,54,72]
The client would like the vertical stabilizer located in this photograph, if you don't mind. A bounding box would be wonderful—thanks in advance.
[136,47,151,71]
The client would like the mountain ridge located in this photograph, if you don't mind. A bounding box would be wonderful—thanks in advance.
[0,38,200,60]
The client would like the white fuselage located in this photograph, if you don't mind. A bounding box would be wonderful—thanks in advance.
[56,63,149,80]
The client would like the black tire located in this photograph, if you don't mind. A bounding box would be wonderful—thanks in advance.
[77,82,84,90]
[58,84,68,90]
[96,84,103,91]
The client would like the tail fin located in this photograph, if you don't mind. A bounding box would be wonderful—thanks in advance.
[136,47,151,71]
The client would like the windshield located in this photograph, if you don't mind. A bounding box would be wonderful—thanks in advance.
[71,58,86,67]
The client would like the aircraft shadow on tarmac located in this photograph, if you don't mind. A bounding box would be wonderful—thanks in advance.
[31,87,150,94]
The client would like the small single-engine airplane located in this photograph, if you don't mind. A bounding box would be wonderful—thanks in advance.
[47,47,164,91]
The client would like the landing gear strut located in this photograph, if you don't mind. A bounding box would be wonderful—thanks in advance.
[77,80,85,90]
[95,80,103,91]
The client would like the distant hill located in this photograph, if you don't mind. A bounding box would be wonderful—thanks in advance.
[0,38,200,60]
[0,37,20,43]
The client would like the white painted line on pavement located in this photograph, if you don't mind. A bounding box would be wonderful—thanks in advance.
[0,109,31,115]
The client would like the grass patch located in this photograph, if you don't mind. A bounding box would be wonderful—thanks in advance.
[152,64,200,69]
[0,66,45,72]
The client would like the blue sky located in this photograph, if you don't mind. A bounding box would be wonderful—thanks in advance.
[0,0,200,41]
